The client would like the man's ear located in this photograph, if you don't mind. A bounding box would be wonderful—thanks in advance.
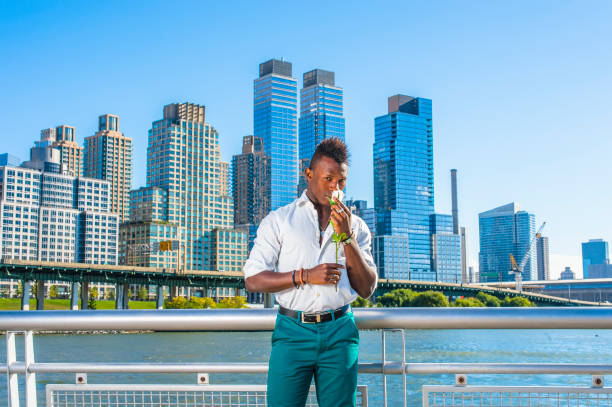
[305,167,312,180]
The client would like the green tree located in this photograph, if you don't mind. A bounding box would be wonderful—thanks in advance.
[351,297,374,307]
[88,287,98,310]
[105,289,115,300]
[216,296,248,309]
[164,296,188,309]
[16,281,23,298]
[49,285,59,299]
[454,297,485,307]
[188,297,216,309]
[476,292,502,307]
[411,291,450,307]
[502,296,534,307]
[377,292,400,307]
[391,288,416,306]
[138,287,148,301]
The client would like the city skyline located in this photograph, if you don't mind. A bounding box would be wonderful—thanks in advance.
[2,1,612,278]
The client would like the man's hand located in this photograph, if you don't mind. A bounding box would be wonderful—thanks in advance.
[307,263,344,285]
[330,199,352,237]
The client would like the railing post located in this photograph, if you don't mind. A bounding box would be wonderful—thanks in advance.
[21,280,31,311]
[156,285,164,309]
[35,281,45,310]
[382,330,387,407]
[24,331,37,407]
[6,331,19,407]
[80,281,89,310]
[70,282,79,310]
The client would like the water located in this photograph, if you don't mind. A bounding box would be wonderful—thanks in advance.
[2,329,611,406]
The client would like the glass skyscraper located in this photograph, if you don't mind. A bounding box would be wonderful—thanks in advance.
[254,59,298,211]
[373,95,435,280]
[478,202,537,282]
[298,69,345,193]
[582,239,609,278]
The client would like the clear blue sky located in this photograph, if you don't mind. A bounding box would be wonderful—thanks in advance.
[2,1,611,278]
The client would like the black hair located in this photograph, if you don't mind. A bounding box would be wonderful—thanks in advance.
[309,137,350,169]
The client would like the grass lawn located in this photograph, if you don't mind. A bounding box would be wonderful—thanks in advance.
[0,298,157,310]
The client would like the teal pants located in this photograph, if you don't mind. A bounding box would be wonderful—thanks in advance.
[267,311,359,407]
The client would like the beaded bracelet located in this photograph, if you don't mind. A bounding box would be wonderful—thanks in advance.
[291,270,299,288]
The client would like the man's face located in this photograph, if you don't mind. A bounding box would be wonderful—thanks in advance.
[305,156,348,206]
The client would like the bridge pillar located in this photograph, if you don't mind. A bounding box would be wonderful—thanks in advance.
[170,285,178,299]
[80,281,89,310]
[156,285,164,309]
[21,280,31,311]
[36,281,45,310]
[122,284,130,309]
[115,284,123,309]
[70,282,79,310]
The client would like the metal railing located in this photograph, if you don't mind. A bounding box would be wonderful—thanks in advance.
[3,307,612,407]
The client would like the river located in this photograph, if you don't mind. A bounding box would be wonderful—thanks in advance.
[2,329,611,406]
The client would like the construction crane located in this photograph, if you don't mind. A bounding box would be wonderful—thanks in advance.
[510,222,546,292]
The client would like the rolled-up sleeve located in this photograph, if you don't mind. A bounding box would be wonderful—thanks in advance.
[243,213,281,279]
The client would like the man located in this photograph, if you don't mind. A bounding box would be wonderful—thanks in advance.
[244,137,378,407]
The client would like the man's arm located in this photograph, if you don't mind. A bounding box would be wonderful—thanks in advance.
[245,271,293,293]
[246,264,346,293]
[343,237,378,299]
[332,200,378,298]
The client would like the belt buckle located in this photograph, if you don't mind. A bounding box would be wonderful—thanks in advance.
[301,312,322,324]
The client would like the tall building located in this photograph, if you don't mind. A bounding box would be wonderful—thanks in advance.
[560,266,575,280]
[582,239,609,279]
[0,165,118,264]
[219,161,229,196]
[84,114,133,222]
[536,235,550,280]
[22,129,63,174]
[52,125,84,176]
[373,95,434,280]
[232,135,269,253]
[254,59,298,211]
[478,203,537,282]
[298,69,345,194]
[120,102,246,274]
[430,214,462,283]
[345,199,376,239]
[119,187,179,268]
[0,154,20,167]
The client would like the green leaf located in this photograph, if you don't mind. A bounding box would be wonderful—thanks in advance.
[327,196,336,205]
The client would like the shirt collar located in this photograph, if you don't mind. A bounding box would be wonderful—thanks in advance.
[297,190,314,207]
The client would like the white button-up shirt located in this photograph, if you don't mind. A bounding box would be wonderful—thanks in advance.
[243,191,377,312]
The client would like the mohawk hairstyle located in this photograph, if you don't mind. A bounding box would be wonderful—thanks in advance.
[309,137,350,169]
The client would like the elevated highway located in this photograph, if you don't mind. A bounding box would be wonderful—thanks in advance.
[0,260,598,308]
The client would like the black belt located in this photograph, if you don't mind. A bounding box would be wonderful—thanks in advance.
[279,304,350,324]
